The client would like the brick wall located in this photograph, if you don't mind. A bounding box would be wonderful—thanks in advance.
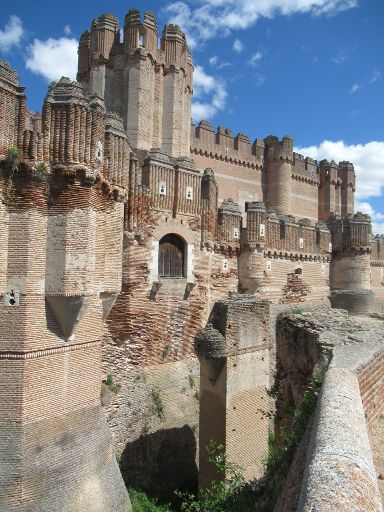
[0,168,130,511]
[357,349,384,425]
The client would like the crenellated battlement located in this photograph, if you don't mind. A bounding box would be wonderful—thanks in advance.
[264,135,293,163]
[371,234,384,263]
[191,120,264,167]
[292,153,319,184]
[242,201,330,258]
[328,212,371,252]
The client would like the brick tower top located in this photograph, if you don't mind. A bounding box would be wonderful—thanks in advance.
[77,8,193,158]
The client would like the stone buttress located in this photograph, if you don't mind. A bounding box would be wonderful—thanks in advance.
[0,76,131,511]
[195,296,271,491]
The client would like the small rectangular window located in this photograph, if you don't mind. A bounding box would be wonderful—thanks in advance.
[299,237,304,249]
[159,181,166,196]
[186,186,193,200]
[260,224,265,237]
[233,227,239,240]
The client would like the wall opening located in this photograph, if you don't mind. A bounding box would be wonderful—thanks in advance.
[158,234,185,278]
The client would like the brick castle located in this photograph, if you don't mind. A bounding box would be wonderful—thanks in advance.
[0,8,383,512]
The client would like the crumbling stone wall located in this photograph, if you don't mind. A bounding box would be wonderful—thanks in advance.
[273,307,384,511]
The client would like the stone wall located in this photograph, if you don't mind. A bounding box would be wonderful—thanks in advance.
[298,368,382,512]
[0,169,130,511]
[274,307,384,511]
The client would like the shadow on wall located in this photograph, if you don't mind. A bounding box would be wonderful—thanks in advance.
[120,425,198,500]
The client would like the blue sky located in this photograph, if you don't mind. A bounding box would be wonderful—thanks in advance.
[1,0,383,232]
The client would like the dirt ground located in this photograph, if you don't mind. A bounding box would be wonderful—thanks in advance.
[369,414,384,502]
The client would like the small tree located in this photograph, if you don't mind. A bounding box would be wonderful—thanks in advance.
[176,442,246,512]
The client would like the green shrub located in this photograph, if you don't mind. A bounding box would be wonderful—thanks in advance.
[129,488,172,512]
[7,145,20,159]
[176,442,250,512]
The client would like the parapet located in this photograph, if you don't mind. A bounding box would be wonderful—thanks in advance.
[192,121,263,166]
[328,212,372,251]
[46,76,102,107]
[218,198,242,216]
[0,60,21,87]
[298,368,382,512]
[264,134,293,162]
[371,234,384,262]
[292,153,319,184]
[243,207,331,257]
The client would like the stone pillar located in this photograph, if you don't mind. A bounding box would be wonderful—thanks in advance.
[195,296,271,491]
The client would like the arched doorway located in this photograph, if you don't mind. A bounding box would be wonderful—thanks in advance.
[158,234,185,278]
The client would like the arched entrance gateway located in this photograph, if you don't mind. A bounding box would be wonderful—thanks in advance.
[158,234,185,278]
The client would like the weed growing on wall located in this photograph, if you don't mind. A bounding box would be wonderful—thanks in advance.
[151,388,165,422]
[188,375,196,389]
[106,374,122,394]
[252,374,324,511]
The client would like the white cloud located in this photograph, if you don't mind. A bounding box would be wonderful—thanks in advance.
[249,51,263,67]
[209,55,218,66]
[26,37,78,82]
[164,0,357,48]
[0,15,23,52]
[355,201,384,234]
[296,140,384,199]
[64,25,72,36]
[370,68,381,83]
[254,73,266,86]
[331,49,347,64]
[233,39,244,53]
[296,140,384,234]
[350,83,360,93]
[192,64,227,120]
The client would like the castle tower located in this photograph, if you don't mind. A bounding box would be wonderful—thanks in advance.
[239,201,267,294]
[0,61,27,156]
[319,159,339,220]
[43,77,105,169]
[328,212,373,314]
[0,78,131,511]
[338,161,355,217]
[123,10,158,152]
[78,10,193,158]
[217,198,242,246]
[264,135,293,215]
[88,14,120,98]
[161,24,193,157]
[196,296,271,491]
